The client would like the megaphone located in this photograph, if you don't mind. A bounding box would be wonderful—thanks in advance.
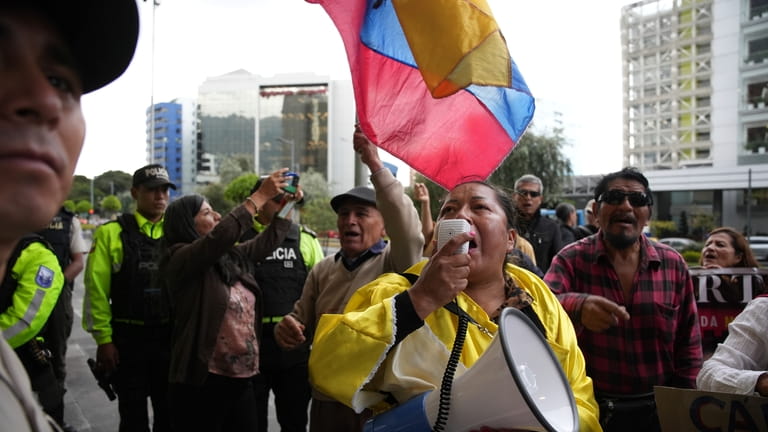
[364,307,579,432]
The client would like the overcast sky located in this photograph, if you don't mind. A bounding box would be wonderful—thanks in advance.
[77,0,634,179]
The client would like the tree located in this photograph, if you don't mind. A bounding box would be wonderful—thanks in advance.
[218,154,254,185]
[224,173,260,203]
[691,212,716,241]
[649,220,677,238]
[95,170,132,197]
[75,200,92,215]
[488,129,573,208]
[69,175,92,203]
[198,183,234,215]
[297,168,335,234]
[62,200,76,213]
[100,195,122,217]
[301,196,337,233]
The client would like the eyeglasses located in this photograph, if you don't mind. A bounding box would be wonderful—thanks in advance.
[516,189,541,198]
[597,190,653,207]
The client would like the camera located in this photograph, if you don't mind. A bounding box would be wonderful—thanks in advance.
[283,172,300,194]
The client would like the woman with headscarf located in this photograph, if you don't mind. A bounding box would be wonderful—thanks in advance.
[159,168,298,431]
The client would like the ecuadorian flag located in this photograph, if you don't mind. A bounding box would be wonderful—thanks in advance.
[310,0,535,190]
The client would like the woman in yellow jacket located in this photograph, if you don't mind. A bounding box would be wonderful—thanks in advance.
[309,181,601,432]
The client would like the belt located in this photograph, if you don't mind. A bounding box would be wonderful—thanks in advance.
[262,316,284,324]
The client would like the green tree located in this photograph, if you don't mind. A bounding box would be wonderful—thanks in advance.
[295,169,335,234]
[69,175,92,203]
[100,195,122,218]
[301,196,336,233]
[649,220,677,238]
[691,212,716,241]
[198,183,234,215]
[224,173,260,203]
[62,200,76,213]
[298,168,331,202]
[218,154,254,185]
[488,129,573,208]
[95,170,132,197]
[75,200,92,215]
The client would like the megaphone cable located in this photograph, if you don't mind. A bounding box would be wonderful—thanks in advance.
[432,301,469,432]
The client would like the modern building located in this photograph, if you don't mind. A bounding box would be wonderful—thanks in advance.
[196,71,359,196]
[145,98,199,197]
[621,0,768,234]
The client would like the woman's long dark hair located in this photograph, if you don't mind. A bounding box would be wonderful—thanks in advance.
[159,194,251,287]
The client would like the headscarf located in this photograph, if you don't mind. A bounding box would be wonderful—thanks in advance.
[163,194,205,245]
[160,194,250,287]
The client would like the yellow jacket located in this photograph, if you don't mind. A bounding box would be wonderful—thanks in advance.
[309,261,601,432]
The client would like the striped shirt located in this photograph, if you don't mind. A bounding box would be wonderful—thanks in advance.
[544,234,702,394]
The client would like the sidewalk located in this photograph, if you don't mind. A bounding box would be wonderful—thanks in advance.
[63,272,281,431]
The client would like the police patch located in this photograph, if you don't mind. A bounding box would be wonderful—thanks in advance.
[35,265,55,288]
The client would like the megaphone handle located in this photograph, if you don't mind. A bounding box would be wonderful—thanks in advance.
[432,308,469,432]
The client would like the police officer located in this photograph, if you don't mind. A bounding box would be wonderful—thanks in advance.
[243,178,324,432]
[0,234,65,425]
[38,208,87,393]
[83,164,175,432]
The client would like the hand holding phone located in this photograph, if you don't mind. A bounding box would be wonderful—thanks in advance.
[435,219,471,255]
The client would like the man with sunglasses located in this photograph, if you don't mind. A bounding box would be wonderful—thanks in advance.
[512,174,563,272]
[544,167,702,432]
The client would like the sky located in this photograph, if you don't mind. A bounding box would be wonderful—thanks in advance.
[77,0,635,179]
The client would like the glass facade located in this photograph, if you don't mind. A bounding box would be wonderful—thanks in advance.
[198,87,260,159]
[257,85,329,177]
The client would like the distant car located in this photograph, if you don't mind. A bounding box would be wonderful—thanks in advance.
[748,236,768,261]
[658,237,700,253]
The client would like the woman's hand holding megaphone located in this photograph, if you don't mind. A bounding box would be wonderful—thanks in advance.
[407,231,474,320]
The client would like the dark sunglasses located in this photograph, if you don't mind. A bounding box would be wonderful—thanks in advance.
[516,189,541,198]
[597,190,653,207]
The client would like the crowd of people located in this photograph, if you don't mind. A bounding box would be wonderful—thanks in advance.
[2,3,767,432]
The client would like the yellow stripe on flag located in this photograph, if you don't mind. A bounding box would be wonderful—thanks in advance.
[392,0,511,98]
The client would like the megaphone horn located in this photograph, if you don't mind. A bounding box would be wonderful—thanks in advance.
[364,307,579,432]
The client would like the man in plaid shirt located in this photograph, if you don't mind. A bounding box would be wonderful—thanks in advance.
[544,167,702,432]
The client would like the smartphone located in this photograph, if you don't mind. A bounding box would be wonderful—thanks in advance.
[283,172,300,194]
[436,219,471,255]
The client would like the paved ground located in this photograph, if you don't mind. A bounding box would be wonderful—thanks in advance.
[62,272,281,431]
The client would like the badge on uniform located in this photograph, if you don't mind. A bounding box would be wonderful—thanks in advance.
[35,265,55,288]
[284,261,294,269]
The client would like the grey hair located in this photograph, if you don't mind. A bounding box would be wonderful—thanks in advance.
[514,174,544,194]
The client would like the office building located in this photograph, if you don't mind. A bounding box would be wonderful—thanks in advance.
[145,98,199,197]
[621,0,768,234]
[196,71,357,196]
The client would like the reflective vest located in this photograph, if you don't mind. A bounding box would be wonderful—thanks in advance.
[110,214,167,326]
[0,234,63,348]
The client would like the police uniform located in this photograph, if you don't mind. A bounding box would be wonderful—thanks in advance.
[244,220,324,432]
[0,234,65,424]
[38,207,85,388]
[83,211,170,432]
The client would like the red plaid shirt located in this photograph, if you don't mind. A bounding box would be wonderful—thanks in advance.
[544,234,702,395]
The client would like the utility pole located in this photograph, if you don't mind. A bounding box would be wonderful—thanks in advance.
[747,168,753,237]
